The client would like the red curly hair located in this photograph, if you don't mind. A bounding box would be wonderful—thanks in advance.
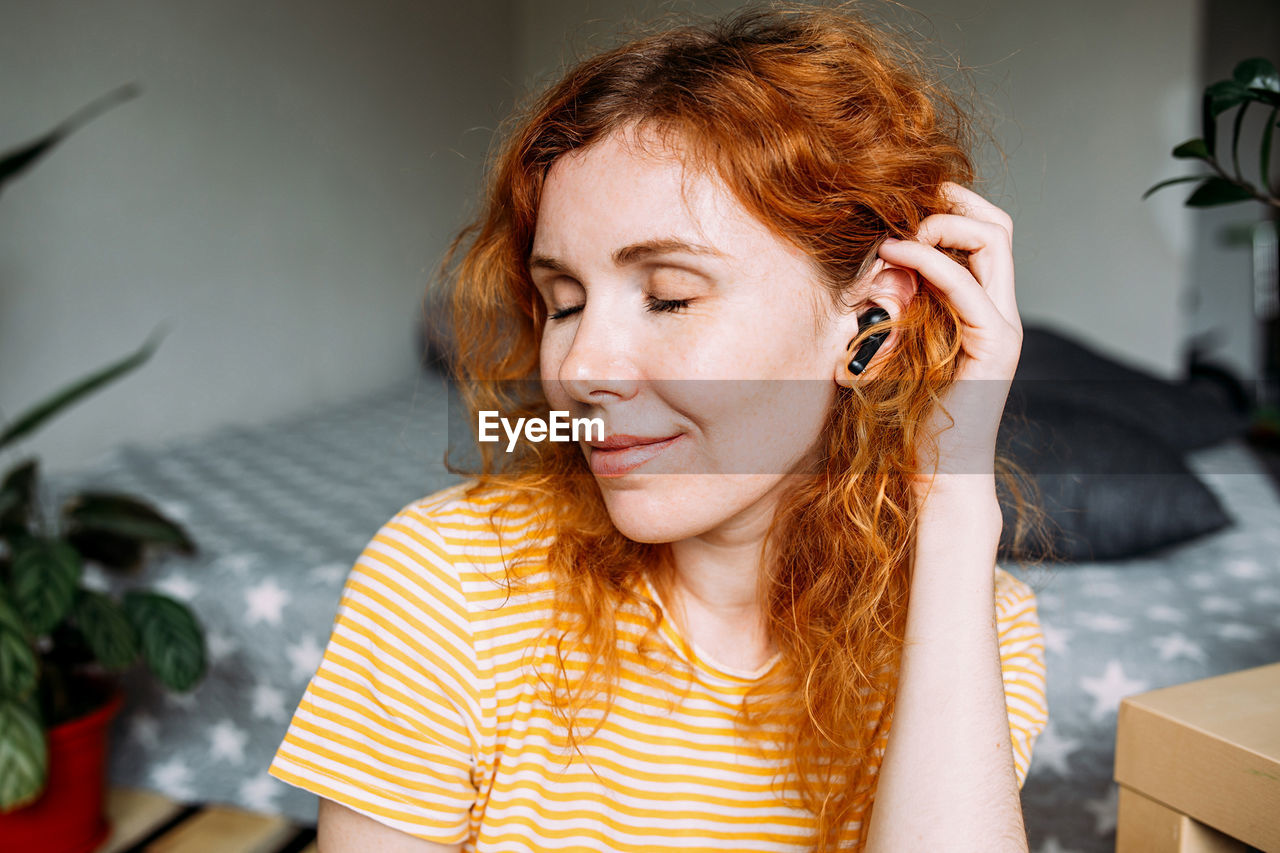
[431,3,1041,849]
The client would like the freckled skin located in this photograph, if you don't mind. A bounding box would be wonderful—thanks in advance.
[532,126,887,548]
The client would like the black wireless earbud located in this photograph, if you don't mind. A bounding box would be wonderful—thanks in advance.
[847,307,891,376]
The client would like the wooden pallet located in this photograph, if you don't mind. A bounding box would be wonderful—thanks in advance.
[98,788,317,853]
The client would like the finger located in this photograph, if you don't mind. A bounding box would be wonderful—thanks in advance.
[915,212,1009,253]
[914,213,1016,321]
[939,182,1014,239]
[877,238,1006,333]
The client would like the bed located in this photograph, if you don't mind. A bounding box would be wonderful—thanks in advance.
[1016,436,1280,851]
[47,332,1280,853]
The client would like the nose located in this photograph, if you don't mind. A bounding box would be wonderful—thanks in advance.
[556,300,640,405]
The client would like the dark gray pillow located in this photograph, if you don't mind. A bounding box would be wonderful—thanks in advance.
[995,392,1232,563]
[1014,325,1249,452]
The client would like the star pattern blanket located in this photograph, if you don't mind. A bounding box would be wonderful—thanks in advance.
[44,371,1280,852]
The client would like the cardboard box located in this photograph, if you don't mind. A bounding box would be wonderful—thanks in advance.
[1114,662,1280,851]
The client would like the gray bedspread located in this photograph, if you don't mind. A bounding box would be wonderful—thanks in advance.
[1018,438,1280,851]
[44,371,1280,851]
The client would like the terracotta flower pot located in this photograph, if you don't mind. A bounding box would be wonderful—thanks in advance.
[0,688,124,853]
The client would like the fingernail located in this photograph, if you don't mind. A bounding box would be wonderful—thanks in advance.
[881,237,901,245]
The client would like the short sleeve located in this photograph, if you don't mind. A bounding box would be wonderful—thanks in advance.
[993,567,1049,790]
[268,503,483,844]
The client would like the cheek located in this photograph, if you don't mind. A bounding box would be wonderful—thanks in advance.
[539,378,569,414]
[537,348,563,410]
[642,317,753,382]
[688,294,825,380]
[538,329,569,387]
[679,380,831,475]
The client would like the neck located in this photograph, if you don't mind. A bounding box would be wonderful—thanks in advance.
[662,474,806,611]
[668,536,765,616]
[659,486,784,659]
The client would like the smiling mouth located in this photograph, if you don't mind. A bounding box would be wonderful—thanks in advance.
[586,434,681,477]
[587,433,677,450]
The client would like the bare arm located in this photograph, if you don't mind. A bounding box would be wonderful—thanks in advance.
[317,799,463,853]
[861,479,1027,852]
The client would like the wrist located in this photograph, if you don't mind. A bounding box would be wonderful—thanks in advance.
[913,473,1000,508]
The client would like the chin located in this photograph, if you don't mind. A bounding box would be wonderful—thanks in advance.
[596,481,714,543]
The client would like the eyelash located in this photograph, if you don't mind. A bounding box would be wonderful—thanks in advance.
[546,296,693,321]
[647,296,693,314]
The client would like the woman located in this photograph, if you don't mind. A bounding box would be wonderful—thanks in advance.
[270,5,1048,851]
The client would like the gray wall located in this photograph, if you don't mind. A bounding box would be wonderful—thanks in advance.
[1,0,517,474]
[515,0,1203,378]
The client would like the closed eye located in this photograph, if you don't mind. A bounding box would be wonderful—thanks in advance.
[646,296,692,314]
[548,304,582,321]
[547,296,693,321]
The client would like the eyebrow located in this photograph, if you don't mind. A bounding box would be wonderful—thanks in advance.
[527,238,725,274]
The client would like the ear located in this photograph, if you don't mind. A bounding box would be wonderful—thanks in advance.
[833,258,918,388]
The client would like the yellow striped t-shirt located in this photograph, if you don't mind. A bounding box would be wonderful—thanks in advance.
[268,481,1048,850]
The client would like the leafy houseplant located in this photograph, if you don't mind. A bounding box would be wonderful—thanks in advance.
[1144,56,1280,438]
[1144,57,1280,209]
[0,89,207,828]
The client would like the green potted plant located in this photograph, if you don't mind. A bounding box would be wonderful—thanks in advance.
[1144,56,1280,441]
[0,88,207,853]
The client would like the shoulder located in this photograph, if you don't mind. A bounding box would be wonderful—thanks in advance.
[993,565,1038,618]
[399,480,552,573]
[335,481,553,666]
[357,481,554,621]
[408,480,548,540]
[991,565,1045,674]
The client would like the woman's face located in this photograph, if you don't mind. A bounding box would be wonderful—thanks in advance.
[531,126,873,544]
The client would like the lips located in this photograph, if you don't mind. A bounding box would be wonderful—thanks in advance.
[586,433,681,477]
[587,434,676,450]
